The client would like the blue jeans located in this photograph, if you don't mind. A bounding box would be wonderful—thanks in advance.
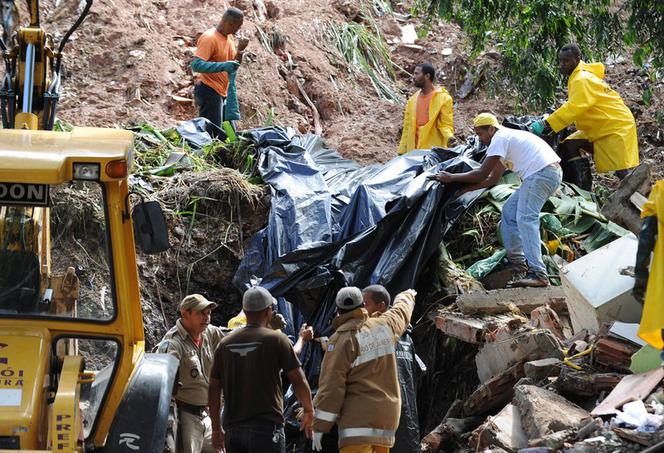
[225,421,285,453]
[500,164,562,277]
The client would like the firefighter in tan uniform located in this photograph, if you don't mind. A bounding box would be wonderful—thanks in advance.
[312,286,416,453]
[157,294,226,453]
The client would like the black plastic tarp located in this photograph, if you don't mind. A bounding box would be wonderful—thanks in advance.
[230,126,488,450]
[234,127,486,332]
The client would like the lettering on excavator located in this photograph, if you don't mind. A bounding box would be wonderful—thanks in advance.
[0,183,49,206]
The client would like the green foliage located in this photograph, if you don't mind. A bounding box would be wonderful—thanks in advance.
[418,0,661,109]
[327,19,402,103]
[626,0,664,67]
[128,123,261,180]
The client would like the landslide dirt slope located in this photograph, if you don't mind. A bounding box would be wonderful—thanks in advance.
[35,0,662,173]
[39,0,494,164]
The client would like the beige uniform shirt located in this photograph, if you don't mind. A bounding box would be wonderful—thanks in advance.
[157,319,225,406]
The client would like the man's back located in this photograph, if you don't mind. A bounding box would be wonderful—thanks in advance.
[211,325,300,427]
[313,290,415,449]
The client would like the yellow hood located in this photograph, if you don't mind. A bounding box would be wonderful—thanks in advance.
[577,61,605,79]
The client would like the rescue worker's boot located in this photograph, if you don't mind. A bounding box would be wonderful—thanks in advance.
[510,271,550,288]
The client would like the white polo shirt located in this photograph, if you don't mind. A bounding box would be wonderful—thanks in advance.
[486,127,560,179]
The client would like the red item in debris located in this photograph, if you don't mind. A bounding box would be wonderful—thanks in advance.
[592,337,639,373]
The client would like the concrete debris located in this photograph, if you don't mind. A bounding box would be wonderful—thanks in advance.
[600,160,652,234]
[470,404,528,452]
[428,258,664,452]
[400,24,418,44]
[524,358,562,381]
[528,419,600,450]
[513,385,592,439]
[456,287,568,316]
[560,233,643,334]
[529,305,570,340]
[476,328,563,383]
[433,309,526,345]
[555,368,623,397]
[464,362,525,415]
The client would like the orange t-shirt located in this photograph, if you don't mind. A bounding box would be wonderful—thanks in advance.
[195,28,237,97]
[415,90,435,147]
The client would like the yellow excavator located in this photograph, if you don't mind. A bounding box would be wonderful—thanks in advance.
[0,1,178,451]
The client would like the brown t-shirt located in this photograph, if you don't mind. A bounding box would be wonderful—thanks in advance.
[210,325,301,427]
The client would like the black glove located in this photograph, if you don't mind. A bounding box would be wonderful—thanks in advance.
[633,276,647,304]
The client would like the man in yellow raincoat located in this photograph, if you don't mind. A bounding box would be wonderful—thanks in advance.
[636,180,663,349]
[530,44,639,178]
[398,63,454,154]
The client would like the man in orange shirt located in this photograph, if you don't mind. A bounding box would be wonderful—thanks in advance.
[192,8,249,130]
[398,63,454,154]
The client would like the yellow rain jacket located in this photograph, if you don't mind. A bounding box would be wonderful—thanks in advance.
[638,181,664,349]
[398,87,454,154]
[546,61,639,173]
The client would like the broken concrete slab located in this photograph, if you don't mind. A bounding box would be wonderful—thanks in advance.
[560,233,643,335]
[464,362,525,416]
[592,367,664,416]
[514,385,593,439]
[524,358,561,381]
[433,309,526,345]
[476,329,563,382]
[528,419,600,450]
[470,404,528,452]
[456,287,568,316]
[601,161,652,234]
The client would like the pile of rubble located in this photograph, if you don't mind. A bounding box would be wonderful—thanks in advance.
[422,226,664,452]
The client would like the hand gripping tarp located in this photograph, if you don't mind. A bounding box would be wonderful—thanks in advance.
[232,127,487,449]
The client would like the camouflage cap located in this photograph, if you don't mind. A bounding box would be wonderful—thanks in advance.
[180,294,218,312]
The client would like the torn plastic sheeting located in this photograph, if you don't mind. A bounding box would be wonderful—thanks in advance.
[250,154,483,314]
[176,117,226,148]
[235,127,486,320]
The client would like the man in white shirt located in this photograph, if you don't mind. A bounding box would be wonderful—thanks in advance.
[432,113,562,287]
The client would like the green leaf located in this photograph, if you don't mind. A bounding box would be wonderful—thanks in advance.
[467,249,507,279]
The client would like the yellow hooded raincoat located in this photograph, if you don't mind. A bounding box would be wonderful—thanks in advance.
[546,61,639,173]
[638,181,664,349]
[398,87,454,154]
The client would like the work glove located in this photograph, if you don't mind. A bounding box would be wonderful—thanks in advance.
[312,432,324,451]
[633,277,648,304]
[529,120,547,135]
